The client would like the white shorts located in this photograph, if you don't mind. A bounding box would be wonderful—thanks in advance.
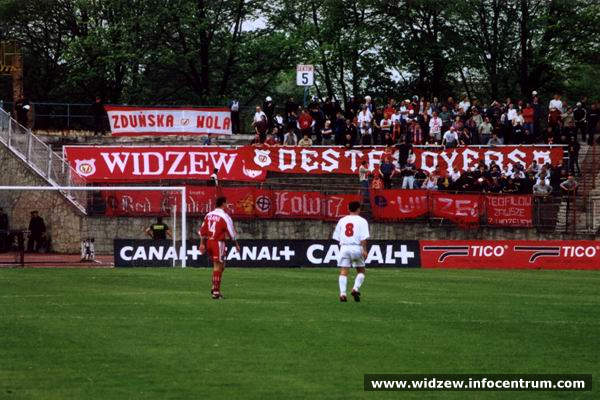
[338,245,365,268]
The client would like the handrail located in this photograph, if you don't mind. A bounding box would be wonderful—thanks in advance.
[0,109,87,214]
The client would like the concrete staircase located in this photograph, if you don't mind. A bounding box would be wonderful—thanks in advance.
[263,172,361,192]
[34,130,250,151]
[0,110,87,214]
[555,143,600,235]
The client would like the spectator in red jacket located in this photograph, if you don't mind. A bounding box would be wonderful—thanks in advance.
[297,109,314,138]
[254,115,268,142]
[522,103,534,140]
[548,107,562,130]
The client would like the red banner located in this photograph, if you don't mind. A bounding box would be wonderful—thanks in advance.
[370,190,533,228]
[411,146,563,175]
[247,146,563,175]
[370,189,428,220]
[101,186,359,221]
[64,146,266,182]
[486,195,533,227]
[105,106,232,136]
[268,190,359,220]
[429,192,482,227]
[421,240,600,270]
[66,145,562,182]
[103,187,216,216]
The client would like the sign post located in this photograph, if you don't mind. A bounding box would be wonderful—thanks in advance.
[296,64,314,107]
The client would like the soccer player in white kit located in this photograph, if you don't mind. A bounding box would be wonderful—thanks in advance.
[332,201,369,302]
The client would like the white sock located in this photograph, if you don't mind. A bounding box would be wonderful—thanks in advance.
[353,273,365,291]
[338,275,347,295]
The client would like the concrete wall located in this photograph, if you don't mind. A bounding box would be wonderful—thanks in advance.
[0,144,82,252]
[86,218,585,254]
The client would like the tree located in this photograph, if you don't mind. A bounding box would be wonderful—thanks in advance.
[0,0,598,107]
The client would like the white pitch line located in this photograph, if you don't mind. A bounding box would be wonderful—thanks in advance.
[7,314,599,326]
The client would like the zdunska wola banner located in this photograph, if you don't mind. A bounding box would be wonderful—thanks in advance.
[114,239,421,268]
[105,106,232,136]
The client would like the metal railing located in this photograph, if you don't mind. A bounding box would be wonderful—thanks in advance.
[81,180,565,231]
[562,125,600,234]
[1,101,257,134]
[0,108,87,213]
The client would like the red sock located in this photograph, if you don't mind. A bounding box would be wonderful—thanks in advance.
[212,270,223,292]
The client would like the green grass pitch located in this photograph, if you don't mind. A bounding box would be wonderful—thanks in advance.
[0,268,598,400]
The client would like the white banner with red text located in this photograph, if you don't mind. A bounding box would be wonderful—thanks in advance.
[104,106,232,136]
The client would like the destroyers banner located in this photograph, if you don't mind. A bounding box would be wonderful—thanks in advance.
[420,240,600,270]
[247,146,564,175]
[113,239,421,268]
[104,106,232,136]
[64,146,266,182]
[370,190,532,227]
[102,186,360,221]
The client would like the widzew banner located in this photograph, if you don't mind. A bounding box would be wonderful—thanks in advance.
[103,186,360,221]
[64,145,266,182]
[420,240,600,270]
[113,239,422,268]
[105,106,232,136]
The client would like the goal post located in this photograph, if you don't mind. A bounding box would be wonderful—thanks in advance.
[0,185,188,268]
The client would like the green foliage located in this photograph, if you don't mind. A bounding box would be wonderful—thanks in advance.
[0,0,598,104]
[0,0,297,105]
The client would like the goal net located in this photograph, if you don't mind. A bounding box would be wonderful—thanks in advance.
[0,186,188,268]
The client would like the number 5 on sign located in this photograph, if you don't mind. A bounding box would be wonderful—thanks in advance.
[296,64,314,86]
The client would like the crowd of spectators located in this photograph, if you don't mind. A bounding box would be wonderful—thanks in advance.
[246,92,598,197]
[248,93,599,149]
[366,154,575,199]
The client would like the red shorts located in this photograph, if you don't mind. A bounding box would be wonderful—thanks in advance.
[205,240,226,263]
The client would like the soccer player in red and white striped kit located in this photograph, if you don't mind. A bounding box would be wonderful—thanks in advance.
[199,196,240,299]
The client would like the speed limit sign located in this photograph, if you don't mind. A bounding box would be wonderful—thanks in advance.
[296,64,314,86]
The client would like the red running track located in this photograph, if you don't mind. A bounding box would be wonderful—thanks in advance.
[0,253,114,268]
